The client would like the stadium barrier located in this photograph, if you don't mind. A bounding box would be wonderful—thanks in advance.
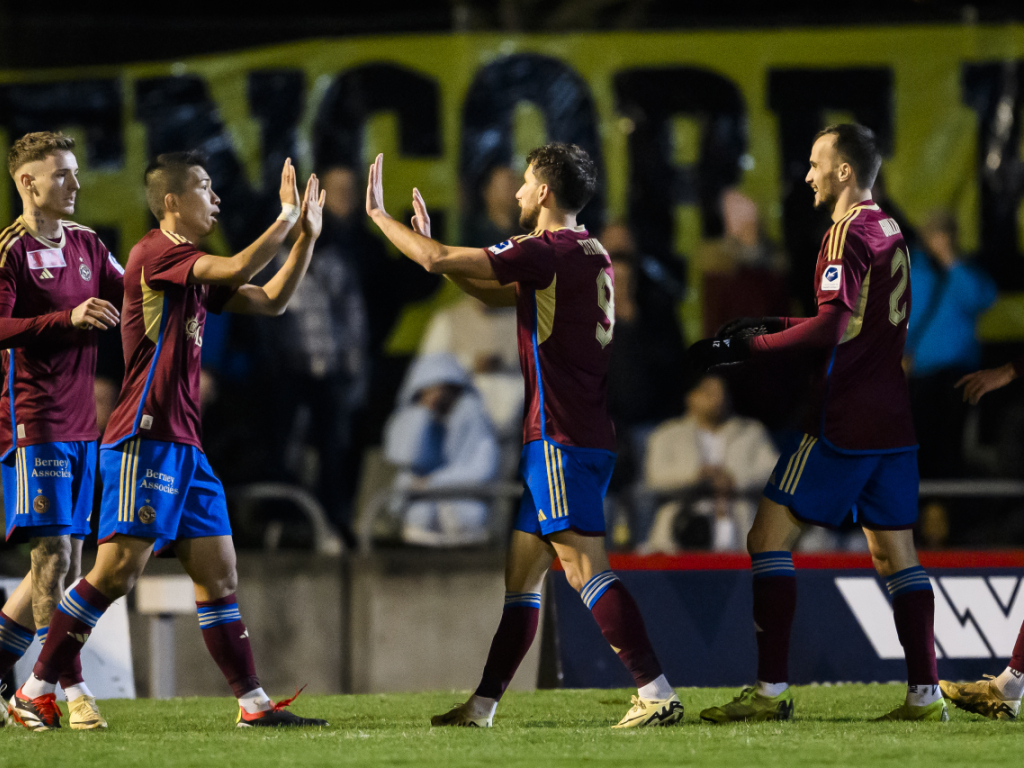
[547,551,1024,689]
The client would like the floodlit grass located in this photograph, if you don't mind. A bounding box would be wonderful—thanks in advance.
[1,685,1018,768]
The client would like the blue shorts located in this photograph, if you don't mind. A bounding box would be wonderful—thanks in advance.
[2,441,96,541]
[762,433,919,530]
[98,437,231,550]
[513,440,616,537]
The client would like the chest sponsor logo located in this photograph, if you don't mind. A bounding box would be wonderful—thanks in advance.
[79,263,92,281]
[837,576,1024,659]
[821,265,842,291]
[879,218,901,238]
[26,248,66,270]
[39,269,54,279]
[185,315,203,348]
[488,240,514,255]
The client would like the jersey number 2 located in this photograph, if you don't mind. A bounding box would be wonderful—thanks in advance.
[889,248,909,326]
[596,269,615,348]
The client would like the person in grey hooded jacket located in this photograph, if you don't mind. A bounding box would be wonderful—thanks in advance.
[384,353,500,546]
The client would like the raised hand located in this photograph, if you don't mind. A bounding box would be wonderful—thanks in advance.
[279,157,299,207]
[365,153,388,219]
[411,187,431,238]
[300,173,326,240]
[71,297,120,330]
[955,363,1019,404]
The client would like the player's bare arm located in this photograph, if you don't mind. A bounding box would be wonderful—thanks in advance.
[955,362,1020,404]
[365,154,498,280]
[224,174,326,316]
[189,158,300,287]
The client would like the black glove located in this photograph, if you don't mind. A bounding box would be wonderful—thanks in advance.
[715,316,785,339]
[688,336,751,373]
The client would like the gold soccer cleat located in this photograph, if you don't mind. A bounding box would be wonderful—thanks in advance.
[68,695,108,730]
[430,702,493,728]
[873,699,948,722]
[700,686,794,723]
[612,693,684,728]
[940,677,1020,721]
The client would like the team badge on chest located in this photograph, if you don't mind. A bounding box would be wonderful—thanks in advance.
[79,263,92,281]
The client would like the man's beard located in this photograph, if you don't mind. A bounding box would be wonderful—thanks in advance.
[519,205,539,231]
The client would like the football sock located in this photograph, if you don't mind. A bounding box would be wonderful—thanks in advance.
[464,694,499,720]
[20,674,55,699]
[58,651,85,690]
[196,594,261,699]
[906,684,942,707]
[638,674,674,700]
[886,566,938,686]
[63,682,93,701]
[0,610,34,678]
[994,667,1024,701]
[32,579,111,685]
[474,592,541,700]
[757,681,790,697]
[751,551,796,684]
[584,572,664,688]
[1007,619,1024,677]
[238,686,272,714]
[35,627,48,645]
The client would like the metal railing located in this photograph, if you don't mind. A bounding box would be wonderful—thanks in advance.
[228,482,344,556]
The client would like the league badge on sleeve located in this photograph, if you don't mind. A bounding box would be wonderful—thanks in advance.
[821,264,842,291]
[488,240,514,255]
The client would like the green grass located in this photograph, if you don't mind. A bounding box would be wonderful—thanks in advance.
[1,686,1018,768]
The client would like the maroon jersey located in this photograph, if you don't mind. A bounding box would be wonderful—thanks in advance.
[103,230,232,449]
[486,227,616,451]
[804,202,915,452]
[0,217,124,458]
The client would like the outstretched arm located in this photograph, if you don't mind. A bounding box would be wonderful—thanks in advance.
[365,154,499,280]
[190,158,301,288]
[955,360,1021,404]
[224,175,326,316]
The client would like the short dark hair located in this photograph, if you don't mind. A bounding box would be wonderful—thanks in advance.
[8,131,75,178]
[814,124,882,189]
[144,151,208,219]
[525,143,597,213]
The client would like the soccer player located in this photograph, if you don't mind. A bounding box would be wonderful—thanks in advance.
[690,124,946,722]
[12,152,328,730]
[938,358,1024,719]
[1,132,124,731]
[365,145,683,728]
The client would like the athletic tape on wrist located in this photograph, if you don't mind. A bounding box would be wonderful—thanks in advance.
[277,203,300,223]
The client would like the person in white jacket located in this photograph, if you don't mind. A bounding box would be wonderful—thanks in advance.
[642,375,779,552]
[384,353,500,546]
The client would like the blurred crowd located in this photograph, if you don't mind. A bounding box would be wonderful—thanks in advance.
[10,167,1019,557]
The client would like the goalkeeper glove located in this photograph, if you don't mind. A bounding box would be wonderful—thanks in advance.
[715,316,785,339]
[688,336,751,373]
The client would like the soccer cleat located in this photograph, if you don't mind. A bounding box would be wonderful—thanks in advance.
[68,695,108,730]
[940,676,1020,721]
[611,694,684,728]
[235,687,328,728]
[700,686,794,723]
[873,699,949,722]
[8,688,62,731]
[430,703,493,728]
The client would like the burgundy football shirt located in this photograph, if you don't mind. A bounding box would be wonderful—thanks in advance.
[103,230,233,449]
[0,217,125,458]
[803,202,916,453]
[486,226,616,452]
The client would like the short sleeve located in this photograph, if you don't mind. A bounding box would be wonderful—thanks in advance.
[145,241,206,288]
[485,235,556,289]
[817,231,869,311]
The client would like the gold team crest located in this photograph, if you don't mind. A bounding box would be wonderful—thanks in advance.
[33,495,50,514]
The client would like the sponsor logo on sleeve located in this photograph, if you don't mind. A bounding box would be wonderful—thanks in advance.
[821,264,842,291]
[26,248,66,270]
[488,240,514,255]
[879,218,901,238]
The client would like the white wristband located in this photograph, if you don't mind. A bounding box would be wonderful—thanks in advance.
[277,203,300,224]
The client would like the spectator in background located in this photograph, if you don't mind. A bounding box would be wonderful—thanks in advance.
[641,375,778,553]
[418,297,522,438]
[905,209,997,477]
[698,189,789,338]
[464,165,521,247]
[384,354,500,546]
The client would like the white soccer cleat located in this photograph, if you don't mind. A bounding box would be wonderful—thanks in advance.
[430,702,493,728]
[612,693,684,728]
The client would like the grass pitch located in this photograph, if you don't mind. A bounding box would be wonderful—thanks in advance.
[1,685,1018,768]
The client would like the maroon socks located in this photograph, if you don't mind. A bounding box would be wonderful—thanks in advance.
[32,579,111,684]
[196,594,260,698]
[583,571,663,688]
[750,552,797,684]
[474,593,541,700]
